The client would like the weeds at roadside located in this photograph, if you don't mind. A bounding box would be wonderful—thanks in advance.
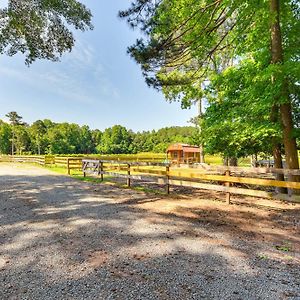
[257,254,269,260]
[73,175,111,184]
[275,241,292,252]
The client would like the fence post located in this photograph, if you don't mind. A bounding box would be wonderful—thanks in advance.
[82,161,86,178]
[166,165,170,194]
[67,158,70,175]
[225,170,231,204]
[100,161,104,181]
[127,163,131,187]
[97,161,100,176]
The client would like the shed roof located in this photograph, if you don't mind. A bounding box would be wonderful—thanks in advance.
[167,143,200,153]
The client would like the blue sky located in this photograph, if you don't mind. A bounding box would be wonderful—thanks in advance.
[0,0,196,132]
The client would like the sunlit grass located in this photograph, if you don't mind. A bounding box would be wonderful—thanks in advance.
[44,165,83,176]
[130,185,166,195]
[72,174,165,195]
[72,175,112,183]
[205,155,223,165]
[238,157,251,166]
[205,155,251,166]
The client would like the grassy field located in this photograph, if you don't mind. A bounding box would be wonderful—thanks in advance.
[74,153,251,166]
[193,155,251,166]
[61,153,251,166]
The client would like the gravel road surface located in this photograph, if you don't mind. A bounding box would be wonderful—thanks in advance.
[0,163,299,299]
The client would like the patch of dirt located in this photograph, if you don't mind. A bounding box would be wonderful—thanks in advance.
[86,250,110,268]
[1,163,300,299]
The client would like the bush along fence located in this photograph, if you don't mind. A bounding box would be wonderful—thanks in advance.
[1,155,300,203]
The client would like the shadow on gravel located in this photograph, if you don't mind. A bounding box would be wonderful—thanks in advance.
[0,173,300,299]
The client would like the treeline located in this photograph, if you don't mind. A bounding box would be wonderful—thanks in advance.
[0,112,197,155]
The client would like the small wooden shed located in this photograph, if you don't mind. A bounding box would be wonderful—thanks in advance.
[166,143,200,164]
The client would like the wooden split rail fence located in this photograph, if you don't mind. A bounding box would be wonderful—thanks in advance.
[0,155,82,174]
[54,157,83,174]
[0,155,55,165]
[82,159,300,204]
[1,155,300,203]
[0,154,166,174]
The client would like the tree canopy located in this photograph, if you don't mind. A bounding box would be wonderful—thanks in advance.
[0,0,93,64]
[120,0,300,171]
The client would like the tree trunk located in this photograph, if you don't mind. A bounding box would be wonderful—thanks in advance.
[273,143,287,194]
[229,157,238,166]
[280,103,299,171]
[198,99,205,163]
[223,157,238,166]
[11,130,14,156]
[37,135,41,155]
[223,157,228,166]
[270,105,287,193]
[199,144,204,163]
[270,0,299,186]
[251,153,259,167]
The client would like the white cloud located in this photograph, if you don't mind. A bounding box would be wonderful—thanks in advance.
[0,39,120,105]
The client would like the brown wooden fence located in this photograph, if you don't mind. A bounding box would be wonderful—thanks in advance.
[0,155,54,165]
[0,154,165,174]
[0,155,82,174]
[54,157,82,174]
[82,159,300,204]
[1,155,300,203]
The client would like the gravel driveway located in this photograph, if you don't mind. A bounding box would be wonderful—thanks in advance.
[0,163,300,300]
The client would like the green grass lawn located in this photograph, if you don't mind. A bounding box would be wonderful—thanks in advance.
[204,155,251,166]
[44,165,83,176]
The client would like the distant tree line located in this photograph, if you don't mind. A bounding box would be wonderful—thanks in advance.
[0,112,197,155]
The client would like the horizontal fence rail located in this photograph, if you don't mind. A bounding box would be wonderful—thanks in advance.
[0,154,167,174]
[82,159,300,204]
[0,155,82,174]
[1,155,300,203]
[0,155,54,165]
[54,157,83,175]
[190,164,300,176]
